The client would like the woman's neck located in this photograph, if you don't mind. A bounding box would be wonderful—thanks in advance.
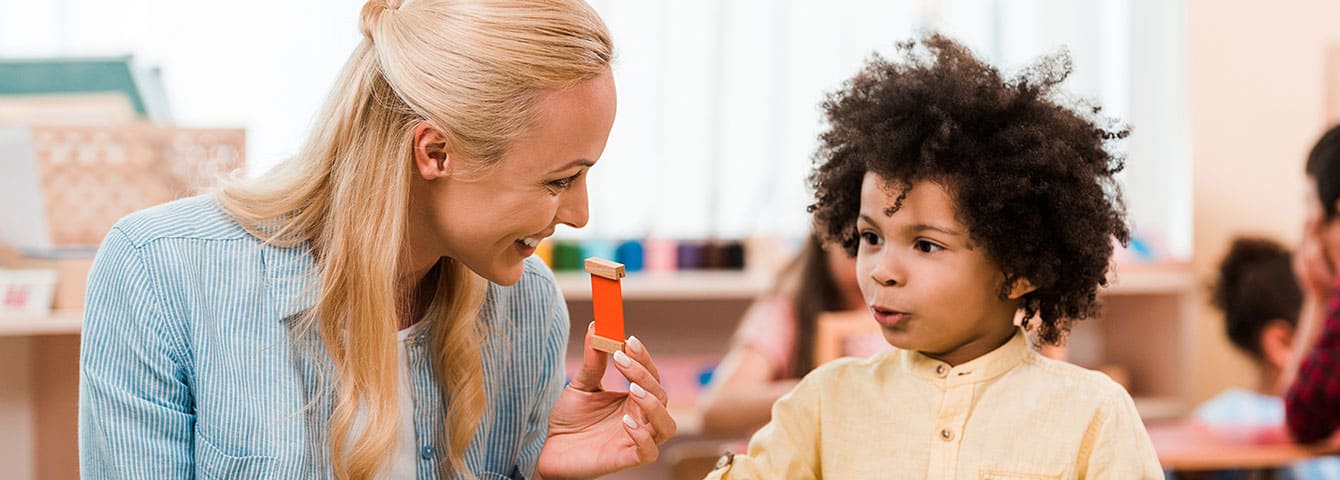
[399,259,441,330]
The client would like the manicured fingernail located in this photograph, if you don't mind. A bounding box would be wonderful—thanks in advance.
[587,321,594,333]
[630,382,648,398]
[627,335,644,354]
[622,414,639,429]
[613,350,633,368]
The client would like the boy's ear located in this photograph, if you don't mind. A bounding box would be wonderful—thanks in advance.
[1007,276,1037,300]
[1259,319,1295,371]
[413,121,452,180]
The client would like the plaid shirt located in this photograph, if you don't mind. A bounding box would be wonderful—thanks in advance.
[1286,279,1340,444]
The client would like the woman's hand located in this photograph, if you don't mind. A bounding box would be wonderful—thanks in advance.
[536,323,677,479]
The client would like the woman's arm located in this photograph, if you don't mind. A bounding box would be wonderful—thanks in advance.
[79,228,195,478]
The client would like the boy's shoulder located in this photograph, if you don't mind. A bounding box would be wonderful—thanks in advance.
[801,348,906,385]
[1018,351,1134,403]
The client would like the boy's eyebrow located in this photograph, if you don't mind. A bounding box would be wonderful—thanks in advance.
[858,214,963,237]
[907,223,964,237]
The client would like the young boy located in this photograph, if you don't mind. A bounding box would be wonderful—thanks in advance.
[705,34,1161,478]
[1196,237,1340,477]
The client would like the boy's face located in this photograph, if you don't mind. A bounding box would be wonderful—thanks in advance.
[855,173,1022,366]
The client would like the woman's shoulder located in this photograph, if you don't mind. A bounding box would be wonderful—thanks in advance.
[109,194,250,248]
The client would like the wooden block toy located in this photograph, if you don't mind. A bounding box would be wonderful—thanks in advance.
[584,257,626,353]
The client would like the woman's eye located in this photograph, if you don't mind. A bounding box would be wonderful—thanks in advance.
[915,240,943,253]
[547,172,582,191]
[860,231,882,246]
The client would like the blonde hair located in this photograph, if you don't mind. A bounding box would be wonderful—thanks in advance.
[216,0,612,478]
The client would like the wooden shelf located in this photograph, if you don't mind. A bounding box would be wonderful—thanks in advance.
[1103,263,1195,295]
[1135,395,1187,422]
[0,309,82,336]
[555,271,771,301]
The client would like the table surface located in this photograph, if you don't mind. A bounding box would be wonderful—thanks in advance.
[1149,422,1339,470]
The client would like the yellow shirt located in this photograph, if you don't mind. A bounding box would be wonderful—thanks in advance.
[705,329,1162,479]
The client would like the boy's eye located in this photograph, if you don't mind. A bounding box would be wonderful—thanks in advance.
[860,231,882,246]
[914,240,943,253]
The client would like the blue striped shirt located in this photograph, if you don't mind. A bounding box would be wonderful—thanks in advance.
[79,196,569,480]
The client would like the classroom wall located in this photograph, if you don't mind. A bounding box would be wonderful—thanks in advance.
[1187,0,1340,404]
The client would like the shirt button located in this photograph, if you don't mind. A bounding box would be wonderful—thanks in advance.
[420,446,435,460]
[935,365,947,377]
[714,451,735,469]
[940,429,954,441]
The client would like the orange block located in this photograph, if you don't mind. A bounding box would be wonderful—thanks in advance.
[585,257,626,353]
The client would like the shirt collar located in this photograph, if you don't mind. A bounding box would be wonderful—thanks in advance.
[263,242,319,322]
[904,327,1030,386]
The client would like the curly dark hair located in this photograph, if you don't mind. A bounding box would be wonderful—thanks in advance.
[1211,237,1301,358]
[1305,124,1340,220]
[807,34,1130,345]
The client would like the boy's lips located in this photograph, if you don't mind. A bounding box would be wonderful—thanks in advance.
[871,306,910,327]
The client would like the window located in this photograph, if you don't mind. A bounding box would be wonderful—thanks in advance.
[0,0,1190,260]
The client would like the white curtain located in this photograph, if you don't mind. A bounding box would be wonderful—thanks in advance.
[0,0,1191,259]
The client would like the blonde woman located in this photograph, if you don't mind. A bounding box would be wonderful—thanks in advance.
[77,1,674,479]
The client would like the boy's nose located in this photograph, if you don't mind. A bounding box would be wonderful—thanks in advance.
[869,264,900,287]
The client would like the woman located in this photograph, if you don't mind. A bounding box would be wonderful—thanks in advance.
[77,1,674,478]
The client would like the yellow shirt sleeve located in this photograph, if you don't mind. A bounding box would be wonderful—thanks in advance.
[704,370,824,480]
[1077,386,1164,478]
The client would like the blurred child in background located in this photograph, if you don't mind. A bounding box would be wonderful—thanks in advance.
[1197,236,1340,478]
[698,233,868,436]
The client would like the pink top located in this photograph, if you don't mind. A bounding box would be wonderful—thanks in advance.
[732,295,893,379]
[731,295,800,379]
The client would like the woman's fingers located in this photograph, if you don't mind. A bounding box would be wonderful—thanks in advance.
[621,335,661,382]
[611,349,668,405]
[621,413,660,464]
[625,382,678,443]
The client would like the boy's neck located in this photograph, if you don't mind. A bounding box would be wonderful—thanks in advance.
[1257,361,1284,397]
[922,322,1017,367]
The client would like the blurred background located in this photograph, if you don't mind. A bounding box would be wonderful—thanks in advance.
[0,0,1335,478]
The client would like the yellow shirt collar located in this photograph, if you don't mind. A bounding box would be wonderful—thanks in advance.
[903,327,1030,386]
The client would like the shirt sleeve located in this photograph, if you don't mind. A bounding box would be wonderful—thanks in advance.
[79,227,196,478]
[1076,386,1163,478]
[704,369,823,479]
[1286,282,1340,443]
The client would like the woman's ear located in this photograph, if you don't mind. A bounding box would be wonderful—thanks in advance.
[1259,318,1295,371]
[413,121,451,180]
[1007,276,1037,300]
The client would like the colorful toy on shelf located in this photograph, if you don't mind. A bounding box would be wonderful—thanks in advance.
[584,257,625,353]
